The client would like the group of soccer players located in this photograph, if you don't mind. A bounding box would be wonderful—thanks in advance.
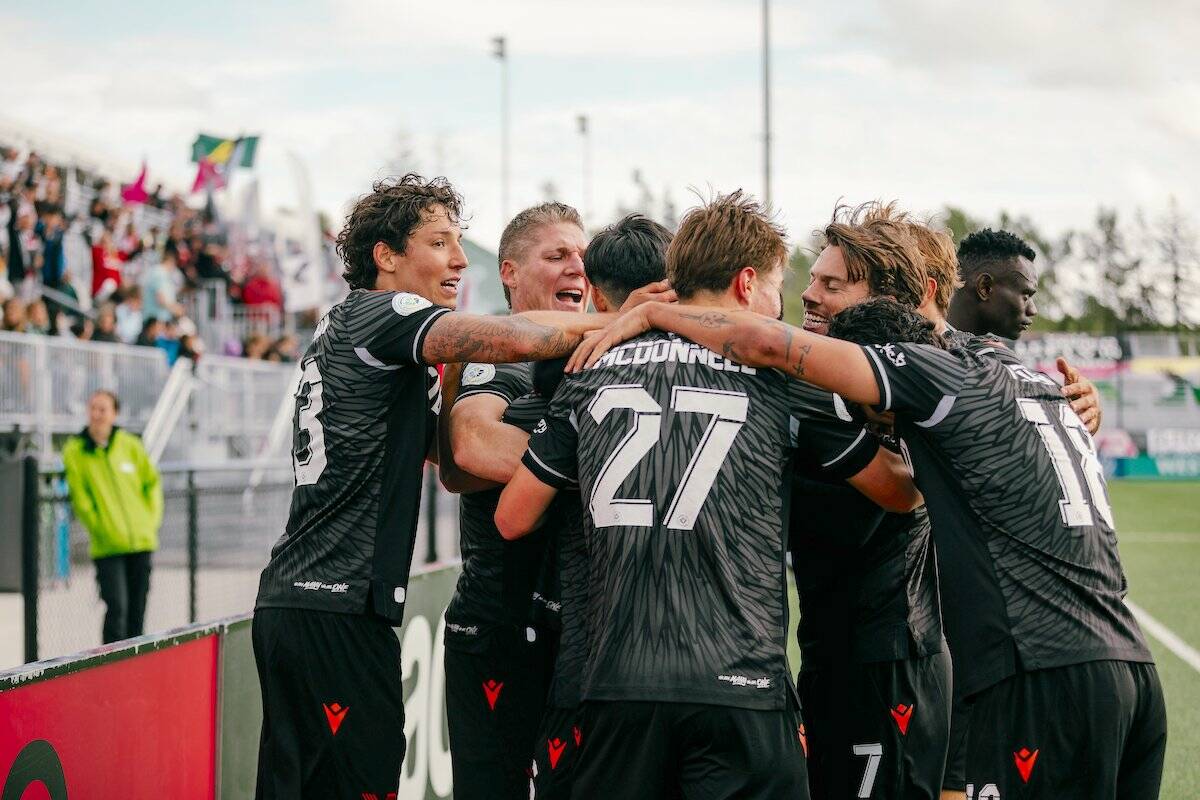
[251,173,1166,800]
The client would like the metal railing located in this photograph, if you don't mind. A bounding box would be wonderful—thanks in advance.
[8,461,460,665]
[184,279,284,355]
[0,331,169,453]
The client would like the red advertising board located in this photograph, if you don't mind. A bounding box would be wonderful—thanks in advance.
[0,636,218,800]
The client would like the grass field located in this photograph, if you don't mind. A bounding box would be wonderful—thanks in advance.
[786,480,1200,799]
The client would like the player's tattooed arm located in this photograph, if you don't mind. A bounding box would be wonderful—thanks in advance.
[568,302,882,405]
[421,311,614,365]
[495,463,559,540]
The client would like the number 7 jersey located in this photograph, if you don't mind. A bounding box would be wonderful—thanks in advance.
[858,340,1152,698]
[522,331,879,711]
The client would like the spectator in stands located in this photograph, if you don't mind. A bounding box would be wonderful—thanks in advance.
[25,298,50,335]
[1,297,25,332]
[142,247,185,322]
[6,195,40,288]
[243,332,272,360]
[136,317,163,347]
[179,332,204,363]
[241,260,283,312]
[62,389,162,644]
[91,229,125,301]
[155,318,182,364]
[37,207,66,288]
[70,316,94,341]
[114,286,144,343]
[93,303,120,343]
[267,333,299,363]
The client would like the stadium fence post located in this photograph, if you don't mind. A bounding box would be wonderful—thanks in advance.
[187,470,198,624]
[424,465,438,563]
[21,455,39,663]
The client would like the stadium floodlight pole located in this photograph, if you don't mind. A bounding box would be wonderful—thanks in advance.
[762,0,772,209]
[578,114,592,228]
[492,35,510,221]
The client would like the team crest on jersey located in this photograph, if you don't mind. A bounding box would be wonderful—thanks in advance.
[462,363,496,386]
[873,343,907,367]
[392,292,432,316]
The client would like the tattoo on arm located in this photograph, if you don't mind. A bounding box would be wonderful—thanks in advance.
[679,310,734,329]
[792,343,812,377]
[424,314,578,364]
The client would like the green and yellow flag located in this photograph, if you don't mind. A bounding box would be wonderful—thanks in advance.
[190,134,259,168]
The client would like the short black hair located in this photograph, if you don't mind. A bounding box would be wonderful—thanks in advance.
[827,297,945,348]
[583,214,671,306]
[335,174,464,291]
[956,228,1035,279]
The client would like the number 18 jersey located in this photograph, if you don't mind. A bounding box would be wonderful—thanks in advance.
[523,331,877,711]
[860,341,1152,697]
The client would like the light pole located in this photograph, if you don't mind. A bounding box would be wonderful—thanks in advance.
[492,36,510,221]
[577,114,591,228]
[762,0,772,210]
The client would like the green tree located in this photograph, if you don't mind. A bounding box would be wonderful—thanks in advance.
[782,243,816,328]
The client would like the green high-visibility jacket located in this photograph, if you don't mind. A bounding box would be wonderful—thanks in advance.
[61,427,163,559]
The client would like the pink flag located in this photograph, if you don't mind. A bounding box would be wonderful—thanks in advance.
[121,162,150,204]
[191,159,226,193]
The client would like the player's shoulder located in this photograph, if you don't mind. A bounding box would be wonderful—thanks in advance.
[343,288,445,323]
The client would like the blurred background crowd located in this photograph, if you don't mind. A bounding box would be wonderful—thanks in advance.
[1,145,298,364]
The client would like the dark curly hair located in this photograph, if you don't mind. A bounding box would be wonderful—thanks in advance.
[956,228,1035,279]
[827,297,945,349]
[335,174,464,290]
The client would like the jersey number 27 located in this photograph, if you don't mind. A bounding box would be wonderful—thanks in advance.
[589,384,747,531]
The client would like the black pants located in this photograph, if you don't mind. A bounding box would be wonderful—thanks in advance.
[253,607,405,800]
[964,660,1166,799]
[572,701,809,800]
[94,551,152,644]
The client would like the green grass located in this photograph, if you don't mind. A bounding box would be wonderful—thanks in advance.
[786,480,1200,800]
[1111,481,1200,800]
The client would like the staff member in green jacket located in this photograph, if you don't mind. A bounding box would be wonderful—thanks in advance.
[62,389,163,644]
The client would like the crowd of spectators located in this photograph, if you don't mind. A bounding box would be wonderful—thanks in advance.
[0,144,293,363]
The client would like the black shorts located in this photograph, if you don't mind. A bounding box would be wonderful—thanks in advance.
[964,660,1166,800]
[529,705,582,800]
[798,650,951,800]
[444,624,556,800]
[252,607,404,800]
[572,701,808,800]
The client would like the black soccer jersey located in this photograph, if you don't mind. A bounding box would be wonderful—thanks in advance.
[444,364,552,649]
[256,289,450,624]
[859,341,1152,697]
[789,476,943,668]
[522,330,878,711]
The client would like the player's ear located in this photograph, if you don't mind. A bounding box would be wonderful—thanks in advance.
[734,266,757,308]
[923,276,937,307]
[373,241,397,276]
[975,271,994,301]
[591,289,611,313]
[499,258,519,295]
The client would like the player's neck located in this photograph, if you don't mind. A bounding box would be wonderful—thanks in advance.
[679,289,744,312]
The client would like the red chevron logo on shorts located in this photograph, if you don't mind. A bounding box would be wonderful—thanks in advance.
[323,702,349,735]
[573,725,582,747]
[483,679,504,710]
[890,702,915,735]
[1013,747,1039,783]
[798,723,808,757]
[548,737,567,769]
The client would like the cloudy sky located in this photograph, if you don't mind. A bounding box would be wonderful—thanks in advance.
[3,0,1198,251]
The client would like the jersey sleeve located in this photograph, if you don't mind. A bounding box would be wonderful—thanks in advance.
[788,380,879,481]
[859,342,968,426]
[349,290,452,368]
[521,375,582,489]
[457,362,532,404]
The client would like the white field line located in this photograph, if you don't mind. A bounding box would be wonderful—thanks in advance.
[1128,600,1200,675]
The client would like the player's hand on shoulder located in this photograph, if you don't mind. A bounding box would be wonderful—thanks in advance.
[1056,356,1102,434]
[567,304,654,373]
[619,280,677,312]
